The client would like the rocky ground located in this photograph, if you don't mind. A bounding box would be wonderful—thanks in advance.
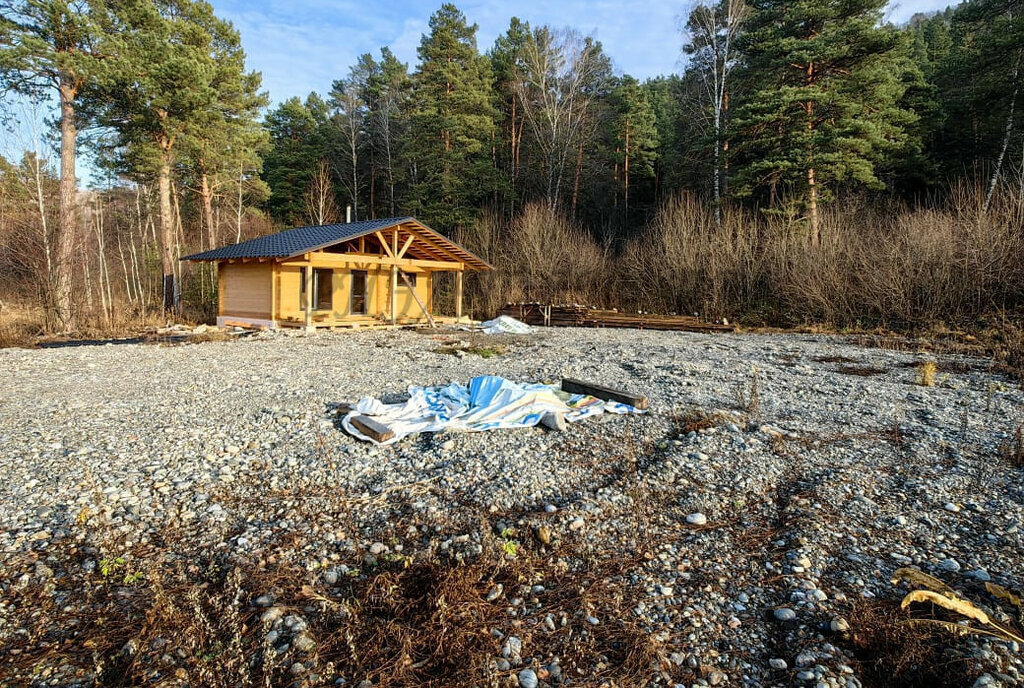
[0,326,1022,688]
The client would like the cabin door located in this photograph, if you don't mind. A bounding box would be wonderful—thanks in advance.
[350,270,367,315]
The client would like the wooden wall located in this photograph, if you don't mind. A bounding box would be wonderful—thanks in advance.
[220,263,272,318]
[232,263,435,322]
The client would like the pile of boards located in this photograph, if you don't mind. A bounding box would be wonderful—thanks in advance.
[498,303,735,333]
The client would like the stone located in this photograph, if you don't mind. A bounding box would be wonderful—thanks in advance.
[535,526,552,545]
[569,517,585,531]
[686,513,708,526]
[944,502,961,513]
[774,608,797,622]
[769,658,788,670]
[830,616,851,633]
[502,636,522,658]
[518,668,538,688]
[939,558,961,572]
[369,542,386,555]
[293,633,316,652]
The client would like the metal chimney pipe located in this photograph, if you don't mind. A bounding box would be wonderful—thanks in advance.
[346,205,351,223]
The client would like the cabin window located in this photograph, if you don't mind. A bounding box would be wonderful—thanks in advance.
[351,270,367,315]
[402,272,417,288]
[299,268,334,310]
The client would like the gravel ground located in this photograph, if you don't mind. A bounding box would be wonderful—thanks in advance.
[1,327,1022,687]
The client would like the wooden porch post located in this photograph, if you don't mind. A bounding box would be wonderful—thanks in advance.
[304,261,313,329]
[455,269,464,320]
[391,229,398,325]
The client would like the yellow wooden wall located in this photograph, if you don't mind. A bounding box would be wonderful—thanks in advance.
[272,265,433,320]
[220,263,272,318]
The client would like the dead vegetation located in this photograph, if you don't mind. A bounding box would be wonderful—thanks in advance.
[836,364,888,377]
[0,511,676,687]
[998,425,1024,468]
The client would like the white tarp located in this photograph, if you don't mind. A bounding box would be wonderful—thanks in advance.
[342,375,645,445]
[478,315,534,335]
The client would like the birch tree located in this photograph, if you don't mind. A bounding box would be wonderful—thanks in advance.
[683,0,748,222]
[516,27,608,211]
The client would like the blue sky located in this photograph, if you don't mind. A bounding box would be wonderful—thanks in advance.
[215,0,957,106]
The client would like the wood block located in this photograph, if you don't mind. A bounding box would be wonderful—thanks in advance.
[561,378,649,410]
[350,415,395,443]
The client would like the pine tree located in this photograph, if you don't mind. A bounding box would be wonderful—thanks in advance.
[262,94,332,224]
[0,0,110,329]
[733,0,914,244]
[100,0,249,310]
[490,17,531,214]
[364,48,411,218]
[181,18,268,251]
[408,3,496,231]
[608,76,659,220]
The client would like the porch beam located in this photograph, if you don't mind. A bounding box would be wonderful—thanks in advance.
[455,270,464,320]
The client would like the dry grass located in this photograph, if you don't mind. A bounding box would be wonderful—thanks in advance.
[0,302,42,348]
[458,186,1024,341]
[844,600,974,688]
[999,425,1024,468]
[916,361,937,386]
[671,406,732,434]
[0,493,673,687]
[837,365,887,377]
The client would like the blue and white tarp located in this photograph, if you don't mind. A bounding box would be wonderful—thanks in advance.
[342,375,645,445]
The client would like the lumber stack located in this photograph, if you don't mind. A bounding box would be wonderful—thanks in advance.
[498,303,735,333]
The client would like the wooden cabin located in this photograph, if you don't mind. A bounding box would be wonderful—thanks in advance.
[182,216,492,329]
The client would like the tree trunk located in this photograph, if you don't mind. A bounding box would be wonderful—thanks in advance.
[985,51,1021,213]
[808,165,819,247]
[571,142,583,221]
[200,168,216,250]
[54,74,79,331]
[158,152,178,311]
[805,61,819,247]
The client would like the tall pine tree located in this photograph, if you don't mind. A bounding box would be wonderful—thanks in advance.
[408,3,496,231]
[733,0,914,244]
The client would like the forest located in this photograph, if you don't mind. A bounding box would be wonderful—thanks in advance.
[1,0,1022,341]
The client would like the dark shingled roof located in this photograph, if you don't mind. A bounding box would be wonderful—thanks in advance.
[181,217,416,261]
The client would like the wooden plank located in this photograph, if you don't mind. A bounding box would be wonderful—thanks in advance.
[304,265,313,328]
[397,234,415,258]
[561,378,649,410]
[350,415,395,443]
[455,270,464,320]
[390,264,397,325]
[375,231,396,258]
[399,269,436,328]
[286,254,460,271]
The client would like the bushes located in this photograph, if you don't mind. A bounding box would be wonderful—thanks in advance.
[462,187,1024,332]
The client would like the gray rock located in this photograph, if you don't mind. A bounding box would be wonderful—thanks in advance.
[686,512,708,526]
[518,668,538,688]
[939,558,961,572]
[774,608,797,622]
[830,616,851,633]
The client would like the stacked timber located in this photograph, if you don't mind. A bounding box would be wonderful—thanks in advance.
[498,303,735,333]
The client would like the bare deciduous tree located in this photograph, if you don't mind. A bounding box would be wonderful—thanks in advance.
[516,28,607,212]
[683,0,748,224]
[305,160,339,226]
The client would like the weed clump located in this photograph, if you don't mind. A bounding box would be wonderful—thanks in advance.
[916,361,937,386]
[999,425,1024,468]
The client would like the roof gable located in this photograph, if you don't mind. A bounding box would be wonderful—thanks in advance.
[181,216,491,270]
